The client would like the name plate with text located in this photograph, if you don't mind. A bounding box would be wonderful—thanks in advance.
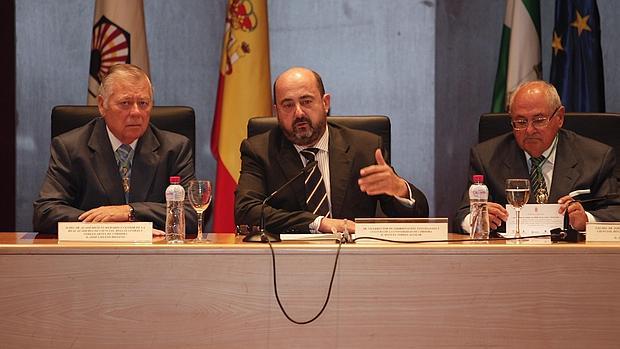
[58,222,153,243]
[354,218,448,242]
[586,222,620,242]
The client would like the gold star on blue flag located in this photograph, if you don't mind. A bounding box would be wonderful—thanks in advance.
[550,0,605,112]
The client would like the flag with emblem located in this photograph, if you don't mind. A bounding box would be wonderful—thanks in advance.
[87,0,150,105]
[491,0,542,112]
[550,0,604,112]
[211,0,272,233]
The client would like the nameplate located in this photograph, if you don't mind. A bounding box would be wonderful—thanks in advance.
[354,218,448,242]
[58,222,153,243]
[586,222,620,242]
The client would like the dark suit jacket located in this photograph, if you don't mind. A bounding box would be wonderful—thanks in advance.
[33,118,197,234]
[235,122,429,233]
[455,128,620,233]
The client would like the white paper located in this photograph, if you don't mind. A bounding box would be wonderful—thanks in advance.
[505,204,563,238]
[354,218,448,243]
[58,222,153,243]
[586,222,620,242]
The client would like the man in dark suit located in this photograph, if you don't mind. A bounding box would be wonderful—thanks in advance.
[456,80,619,234]
[235,67,428,234]
[33,64,197,234]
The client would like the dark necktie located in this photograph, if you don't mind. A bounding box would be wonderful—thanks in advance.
[300,148,331,217]
[115,144,133,203]
[530,156,548,203]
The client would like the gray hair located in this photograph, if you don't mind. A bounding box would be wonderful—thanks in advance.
[507,80,562,114]
[98,64,153,107]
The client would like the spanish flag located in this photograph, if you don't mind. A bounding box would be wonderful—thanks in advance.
[87,0,150,105]
[211,0,272,233]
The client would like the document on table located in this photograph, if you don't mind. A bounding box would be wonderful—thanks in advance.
[504,204,564,238]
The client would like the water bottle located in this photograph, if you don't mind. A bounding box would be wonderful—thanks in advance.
[165,176,186,244]
[469,174,490,239]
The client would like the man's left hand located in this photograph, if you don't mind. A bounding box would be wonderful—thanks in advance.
[79,205,132,222]
[358,149,409,198]
[558,195,588,231]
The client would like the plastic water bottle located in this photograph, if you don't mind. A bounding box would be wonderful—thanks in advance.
[165,176,186,244]
[469,174,490,239]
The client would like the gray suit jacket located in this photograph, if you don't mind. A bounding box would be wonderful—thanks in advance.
[455,128,620,233]
[235,122,429,233]
[33,118,197,234]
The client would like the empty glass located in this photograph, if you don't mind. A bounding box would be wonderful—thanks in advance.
[187,180,212,243]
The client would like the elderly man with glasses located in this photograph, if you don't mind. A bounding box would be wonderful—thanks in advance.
[455,80,620,234]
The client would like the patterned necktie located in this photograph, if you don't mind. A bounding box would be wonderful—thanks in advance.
[300,148,331,217]
[115,144,133,203]
[530,156,548,204]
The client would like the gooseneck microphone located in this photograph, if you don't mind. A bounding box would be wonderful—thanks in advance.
[552,193,619,242]
[243,160,319,242]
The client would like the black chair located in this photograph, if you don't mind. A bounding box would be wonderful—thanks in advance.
[247,115,391,162]
[51,105,196,157]
[479,112,620,179]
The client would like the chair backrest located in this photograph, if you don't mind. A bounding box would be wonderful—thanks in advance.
[247,115,392,162]
[479,112,620,179]
[51,105,196,156]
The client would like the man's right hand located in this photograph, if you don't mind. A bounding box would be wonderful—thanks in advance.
[319,217,356,233]
[487,202,509,230]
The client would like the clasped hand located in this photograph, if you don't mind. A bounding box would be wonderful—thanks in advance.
[79,205,131,222]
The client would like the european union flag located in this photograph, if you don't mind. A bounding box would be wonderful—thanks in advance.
[550,0,605,112]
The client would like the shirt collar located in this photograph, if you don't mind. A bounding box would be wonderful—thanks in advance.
[524,134,558,166]
[106,126,138,152]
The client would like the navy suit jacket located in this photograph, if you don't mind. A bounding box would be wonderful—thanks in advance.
[33,118,197,234]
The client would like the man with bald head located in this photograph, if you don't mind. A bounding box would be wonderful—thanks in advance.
[235,67,429,234]
[456,80,619,234]
[33,64,197,234]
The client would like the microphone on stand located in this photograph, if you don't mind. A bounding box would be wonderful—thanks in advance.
[243,160,319,243]
[551,193,618,243]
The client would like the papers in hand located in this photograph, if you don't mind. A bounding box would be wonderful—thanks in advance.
[504,204,563,238]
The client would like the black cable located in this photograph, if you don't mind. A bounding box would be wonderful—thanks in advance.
[267,236,343,325]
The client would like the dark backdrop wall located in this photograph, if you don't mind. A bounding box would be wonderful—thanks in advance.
[13,0,620,231]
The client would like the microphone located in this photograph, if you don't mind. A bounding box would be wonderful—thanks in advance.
[243,160,319,242]
[553,193,618,243]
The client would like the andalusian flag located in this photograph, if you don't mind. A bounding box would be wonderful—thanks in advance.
[550,0,605,112]
[87,0,150,105]
[211,0,272,233]
[491,0,541,112]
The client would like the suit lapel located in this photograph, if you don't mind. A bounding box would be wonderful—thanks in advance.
[549,131,578,202]
[276,134,306,209]
[497,138,530,203]
[328,125,353,218]
[88,119,125,204]
[130,127,160,202]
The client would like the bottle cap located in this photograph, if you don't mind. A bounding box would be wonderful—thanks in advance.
[472,174,484,183]
[169,176,181,184]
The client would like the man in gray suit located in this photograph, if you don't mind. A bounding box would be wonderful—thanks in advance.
[456,80,619,234]
[235,67,428,234]
[33,64,196,234]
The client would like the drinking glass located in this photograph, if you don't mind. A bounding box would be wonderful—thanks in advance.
[505,179,530,238]
[188,180,212,243]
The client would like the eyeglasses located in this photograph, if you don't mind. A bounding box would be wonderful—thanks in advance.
[510,106,561,130]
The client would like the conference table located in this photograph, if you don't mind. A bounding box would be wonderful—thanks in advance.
[1,232,619,348]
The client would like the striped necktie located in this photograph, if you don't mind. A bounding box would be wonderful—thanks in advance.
[115,144,133,203]
[300,148,331,217]
[530,156,548,204]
